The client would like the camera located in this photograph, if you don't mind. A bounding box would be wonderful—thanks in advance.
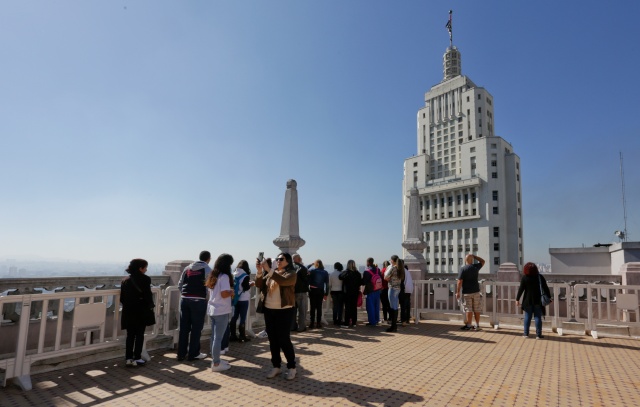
[257,252,264,262]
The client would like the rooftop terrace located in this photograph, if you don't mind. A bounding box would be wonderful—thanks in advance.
[2,319,639,407]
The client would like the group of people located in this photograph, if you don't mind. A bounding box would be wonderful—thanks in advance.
[289,255,415,334]
[119,251,552,377]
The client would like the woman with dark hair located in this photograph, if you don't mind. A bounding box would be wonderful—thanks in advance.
[229,260,254,342]
[308,259,329,329]
[380,260,391,323]
[516,262,552,339]
[120,258,155,367]
[205,253,234,372]
[384,255,404,332]
[340,260,362,328]
[256,252,298,380]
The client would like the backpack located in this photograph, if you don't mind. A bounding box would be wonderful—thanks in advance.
[233,273,247,307]
[368,269,382,291]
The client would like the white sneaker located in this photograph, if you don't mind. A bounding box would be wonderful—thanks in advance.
[266,367,281,378]
[220,348,229,355]
[210,362,231,372]
[125,359,137,367]
[286,368,296,380]
[194,353,208,360]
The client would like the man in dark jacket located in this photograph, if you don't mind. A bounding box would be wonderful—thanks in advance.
[291,254,309,332]
[177,251,211,361]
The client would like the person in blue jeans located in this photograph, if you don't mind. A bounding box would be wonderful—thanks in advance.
[362,258,382,326]
[206,253,235,372]
[230,260,253,342]
[177,251,211,361]
[516,262,552,339]
[384,255,404,332]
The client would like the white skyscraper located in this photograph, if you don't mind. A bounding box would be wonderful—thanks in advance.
[402,42,523,274]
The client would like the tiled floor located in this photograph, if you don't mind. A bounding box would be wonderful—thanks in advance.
[2,321,639,406]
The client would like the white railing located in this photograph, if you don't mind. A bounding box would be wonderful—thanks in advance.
[3,280,638,391]
[0,287,161,391]
[413,280,640,337]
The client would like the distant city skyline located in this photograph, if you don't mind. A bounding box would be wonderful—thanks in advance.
[1,2,639,268]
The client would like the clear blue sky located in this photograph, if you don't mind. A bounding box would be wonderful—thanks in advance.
[1,1,639,269]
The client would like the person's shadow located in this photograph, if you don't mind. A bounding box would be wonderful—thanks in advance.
[222,348,424,406]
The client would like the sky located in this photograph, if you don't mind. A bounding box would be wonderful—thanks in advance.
[1,1,639,270]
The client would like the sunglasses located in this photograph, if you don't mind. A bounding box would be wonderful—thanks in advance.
[275,258,286,262]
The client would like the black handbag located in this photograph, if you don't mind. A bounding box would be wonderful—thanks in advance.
[538,275,551,306]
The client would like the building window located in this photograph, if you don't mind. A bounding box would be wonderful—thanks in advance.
[470,147,476,153]
[478,94,481,100]
[491,160,497,167]
[457,210,461,216]
[472,192,476,203]
[494,243,500,251]
[494,227,499,237]
[458,245,463,252]
[494,257,500,265]
[517,174,520,181]
[491,143,497,149]
[493,207,499,214]
[492,172,498,178]
[518,208,521,215]
[472,208,477,215]
[492,191,498,201]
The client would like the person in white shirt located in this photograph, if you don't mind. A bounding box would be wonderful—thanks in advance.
[205,253,234,372]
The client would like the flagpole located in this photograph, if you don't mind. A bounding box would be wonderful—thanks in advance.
[448,10,453,47]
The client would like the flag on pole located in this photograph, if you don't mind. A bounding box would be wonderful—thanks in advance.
[446,10,452,33]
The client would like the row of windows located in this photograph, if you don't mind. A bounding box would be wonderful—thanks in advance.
[425,228,479,241]
[423,193,477,208]
[424,209,477,220]
[427,244,479,253]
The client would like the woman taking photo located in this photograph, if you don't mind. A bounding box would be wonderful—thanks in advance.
[384,255,404,332]
[205,253,234,372]
[339,260,362,328]
[516,262,552,339]
[120,258,155,367]
[256,252,298,380]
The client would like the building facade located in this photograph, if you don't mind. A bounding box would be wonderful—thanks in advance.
[402,45,523,273]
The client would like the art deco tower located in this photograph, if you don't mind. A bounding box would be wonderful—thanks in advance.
[402,23,523,273]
